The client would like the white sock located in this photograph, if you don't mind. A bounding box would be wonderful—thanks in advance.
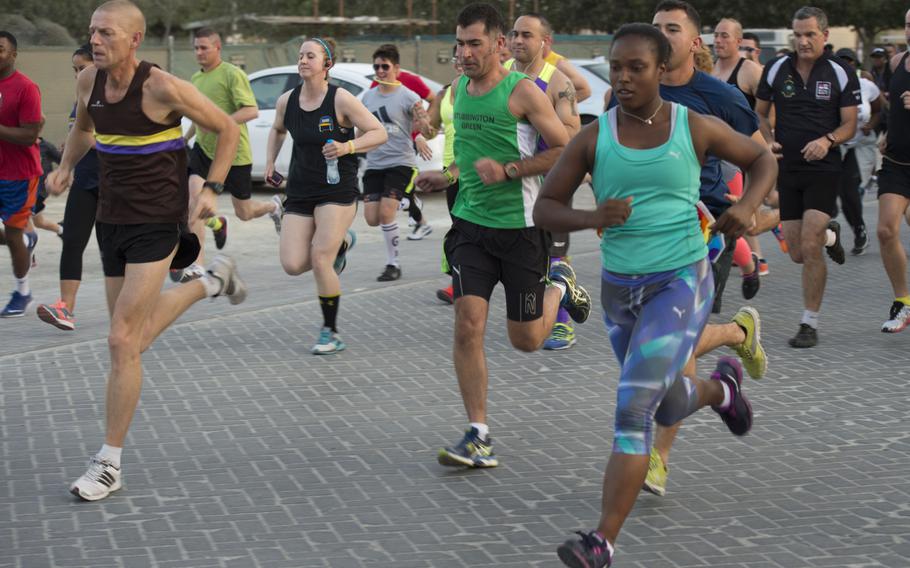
[825,229,836,247]
[551,280,567,302]
[381,222,399,267]
[801,310,819,329]
[57,225,63,236]
[15,275,29,296]
[97,444,122,468]
[469,422,489,440]
[718,381,732,411]
[200,272,222,297]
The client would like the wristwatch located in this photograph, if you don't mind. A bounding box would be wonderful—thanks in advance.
[825,132,838,146]
[203,181,225,195]
[504,162,520,180]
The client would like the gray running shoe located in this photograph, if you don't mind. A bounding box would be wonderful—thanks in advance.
[207,254,247,305]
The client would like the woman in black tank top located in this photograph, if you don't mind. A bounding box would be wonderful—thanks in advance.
[265,38,387,354]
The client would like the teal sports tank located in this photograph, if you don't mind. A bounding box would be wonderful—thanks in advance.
[592,103,707,274]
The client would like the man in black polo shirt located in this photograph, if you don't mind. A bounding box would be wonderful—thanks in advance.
[755,6,860,348]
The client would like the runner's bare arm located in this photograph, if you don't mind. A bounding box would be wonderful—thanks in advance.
[427,87,446,130]
[493,79,569,179]
[742,60,763,98]
[47,68,97,195]
[330,87,386,158]
[556,58,591,102]
[230,106,258,124]
[265,90,291,180]
[152,70,239,186]
[690,112,777,239]
[411,100,438,139]
[754,98,775,144]
[533,121,631,232]
[551,70,581,138]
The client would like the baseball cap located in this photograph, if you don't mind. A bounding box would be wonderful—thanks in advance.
[835,48,858,62]
[871,47,887,57]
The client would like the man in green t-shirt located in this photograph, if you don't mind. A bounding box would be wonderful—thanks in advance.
[415,2,590,469]
[178,27,281,282]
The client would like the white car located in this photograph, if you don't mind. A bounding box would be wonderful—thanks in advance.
[569,58,611,125]
[245,63,444,182]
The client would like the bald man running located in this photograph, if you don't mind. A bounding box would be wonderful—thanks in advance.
[48,0,244,501]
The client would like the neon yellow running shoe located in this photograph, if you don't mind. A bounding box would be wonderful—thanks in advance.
[642,447,667,497]
[730,306,767,380]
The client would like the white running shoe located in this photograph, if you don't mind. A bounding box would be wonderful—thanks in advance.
[70,457,122,501]
[882,301,910,333]
[207,254,247,305]
[407,223,433,240]
[269,194,283,235]
[179,263,206,283]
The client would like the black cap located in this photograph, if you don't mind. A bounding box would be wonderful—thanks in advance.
[835,48,858,62]
[871,47,887,57]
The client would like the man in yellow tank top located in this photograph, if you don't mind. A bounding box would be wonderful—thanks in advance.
[508,13,584,351]
[541,33,591,102]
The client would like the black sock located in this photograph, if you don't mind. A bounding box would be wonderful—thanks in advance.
[319,294,340,332]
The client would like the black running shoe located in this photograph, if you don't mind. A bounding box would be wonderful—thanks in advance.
[557,531,613,568]
[549,260,591,324]
[851,228,869,256]
[788,323,818,348]
[710,356,752,436]
[742,252,760,300]
[825,220,845,265]
[212,216,228,250]
[437,427,498,468]
[377,264,401,282]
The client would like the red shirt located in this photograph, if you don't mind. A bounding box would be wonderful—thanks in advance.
[370,70,431,100]
[0,70,42,180]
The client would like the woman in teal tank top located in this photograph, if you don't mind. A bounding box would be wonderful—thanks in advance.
[531,25,778,568]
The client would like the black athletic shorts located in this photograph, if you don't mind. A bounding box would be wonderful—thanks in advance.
[878,159,910,200]
[444,217,549,322]
[97,222,190,278]
[284,193,359,217]
[188,144,253,200]
[362,166,417,203]
[778,170,840,221]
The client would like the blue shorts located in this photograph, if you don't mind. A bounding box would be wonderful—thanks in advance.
[0,178,38,229]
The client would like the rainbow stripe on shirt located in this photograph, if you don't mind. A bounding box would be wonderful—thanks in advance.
[94,126,185,155]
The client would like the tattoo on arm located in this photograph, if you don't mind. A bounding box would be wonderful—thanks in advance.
[559,84,578,116]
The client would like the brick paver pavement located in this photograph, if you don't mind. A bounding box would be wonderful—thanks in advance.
[1,190,908,567]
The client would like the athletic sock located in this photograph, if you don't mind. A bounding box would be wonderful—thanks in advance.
[15,276,29,296]
[551,280,567,302]
[205,217,223,231]
[469,422,489,441]
[801,310,819,329]
[56,225,63,236]
[591,532,614,557]
[97,444,122,468]
[319,294,340,332]
[896,295,910,307]
[555,306,571,324]
[825,229,836,247]
[381,222,399,267]
[200,272,222,297]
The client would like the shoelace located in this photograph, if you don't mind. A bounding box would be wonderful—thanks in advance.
[85,458,115,482]
[317,329,333,344]
[550,323,571,340]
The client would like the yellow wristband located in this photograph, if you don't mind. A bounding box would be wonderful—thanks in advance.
[348,140,356,155]
[442,167,456,184]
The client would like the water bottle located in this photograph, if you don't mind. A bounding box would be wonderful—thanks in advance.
[325,138,340,185]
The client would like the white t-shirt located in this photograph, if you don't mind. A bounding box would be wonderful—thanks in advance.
[847,77,880,146]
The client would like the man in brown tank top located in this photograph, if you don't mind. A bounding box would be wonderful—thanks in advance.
[47,0,244,502]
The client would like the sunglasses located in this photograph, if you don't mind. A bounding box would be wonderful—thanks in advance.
[373,63,391,71]
[739,47,757,53]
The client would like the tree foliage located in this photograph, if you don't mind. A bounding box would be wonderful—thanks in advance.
[0,0,905,44]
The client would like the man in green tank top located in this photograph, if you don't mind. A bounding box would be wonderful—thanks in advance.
[415,2,590,469]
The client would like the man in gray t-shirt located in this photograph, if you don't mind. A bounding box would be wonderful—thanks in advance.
[361,44,435,282]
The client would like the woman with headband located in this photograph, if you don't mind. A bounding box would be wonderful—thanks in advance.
[266,37,387,354]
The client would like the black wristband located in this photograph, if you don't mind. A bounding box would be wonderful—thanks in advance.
[203,181,225,195]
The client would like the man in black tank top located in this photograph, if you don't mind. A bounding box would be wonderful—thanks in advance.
[877,11,910,333]
[712,18,762,110]
[47,0,246,502]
